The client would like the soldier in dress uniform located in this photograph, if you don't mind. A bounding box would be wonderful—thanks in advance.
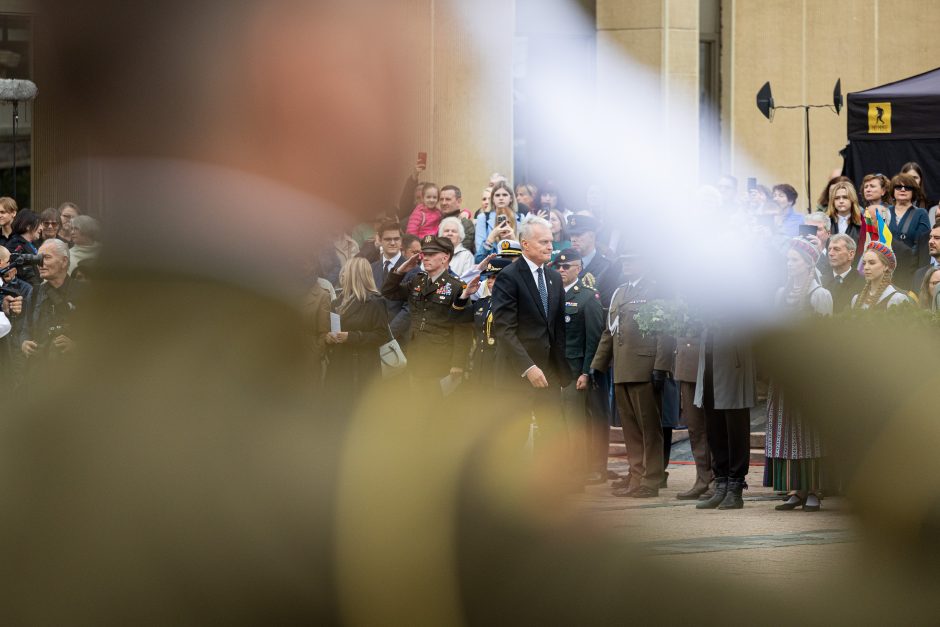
[381,235,472,391]
[591,253,675,498]
[552,248,605,483]
[453,256,513,387]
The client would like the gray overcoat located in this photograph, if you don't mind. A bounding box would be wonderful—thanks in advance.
[693,328,757,410]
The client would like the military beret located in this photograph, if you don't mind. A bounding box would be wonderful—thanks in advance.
[497,239,523,257]
[481,256,513,277]
[566,214,600,235]
[421,235,454,256]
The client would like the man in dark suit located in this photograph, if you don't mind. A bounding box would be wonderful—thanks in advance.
[371,220,406,290]
[491,215,572,456]
[822,233,865,312]
[911,224,940,294]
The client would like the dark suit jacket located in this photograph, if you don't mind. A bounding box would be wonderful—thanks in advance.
[372,256,408,339]
[821,268,865,313]
[491,257,572,388]
[580,251,622,309]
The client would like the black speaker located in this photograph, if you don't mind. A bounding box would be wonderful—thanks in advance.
[833,78,843,114]
[756,81,774,120]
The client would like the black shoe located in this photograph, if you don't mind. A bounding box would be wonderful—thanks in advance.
[697,488,715,501]
[802,494,821,512]
[718,478,745,510]
[676,486,708,500]
[606,470,620,480]
[696,478,728,510]
[611,474,633,489]
[659,471,669,489]
[611,485,638,497]
[628,485,659,498]
[775,495,803,511]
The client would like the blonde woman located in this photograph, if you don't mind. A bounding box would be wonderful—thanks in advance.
[324,257,390,391]
[475,181,518,262]
[851,242,911,309]
[825,180,862,243]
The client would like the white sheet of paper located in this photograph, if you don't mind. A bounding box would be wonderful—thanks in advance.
[460,266,482,283]
[440,374,461,397]
[330,313,341,334]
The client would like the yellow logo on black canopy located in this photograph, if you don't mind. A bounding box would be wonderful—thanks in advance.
[868,102,891,134]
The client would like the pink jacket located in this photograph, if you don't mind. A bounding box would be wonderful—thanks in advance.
[406,204,442,238]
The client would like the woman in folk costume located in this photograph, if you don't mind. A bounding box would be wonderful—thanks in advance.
[765,238,833,512]
[851,241,911,310]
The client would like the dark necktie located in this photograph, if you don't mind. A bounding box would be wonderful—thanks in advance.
[536,267,549,318]
[384,260,391,280]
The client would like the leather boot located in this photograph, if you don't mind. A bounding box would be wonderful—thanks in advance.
[695,478,728,510]
[676,484,708,500]
[718,478,745,510]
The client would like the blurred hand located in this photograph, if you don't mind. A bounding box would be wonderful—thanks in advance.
[651,369,667,393]
[2,295,22,315]
[396,253,421,274]
[460,276,482,299]
[526,366,548,388]
[327,332,348,344]
[474,254,496,272]
[21,340,37,357]
[414,158,427,178]
[54,335,75,353]
[576,374,589,391]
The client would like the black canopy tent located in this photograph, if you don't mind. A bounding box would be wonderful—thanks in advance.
[842,66,940,205]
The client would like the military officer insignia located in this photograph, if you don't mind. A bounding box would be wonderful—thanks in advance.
[436,283,453,296]
[423,235,435,244]
[582,272,597,289]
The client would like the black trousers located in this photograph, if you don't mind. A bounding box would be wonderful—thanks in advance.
[702,350,750,480]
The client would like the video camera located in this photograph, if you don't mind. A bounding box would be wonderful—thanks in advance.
[0,252,42,278]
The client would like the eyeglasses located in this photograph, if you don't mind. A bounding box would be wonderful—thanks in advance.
[42,221,59,227]
[381,237,401,243]
[894,185,913,191]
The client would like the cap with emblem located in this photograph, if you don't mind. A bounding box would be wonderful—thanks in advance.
[481,256,513,277]
[555,247,582,263]
[421,235,454,256]
[566,214,600,235]
[497,239,523,257]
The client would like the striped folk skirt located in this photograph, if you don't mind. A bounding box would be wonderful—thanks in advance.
[764,382,823,492]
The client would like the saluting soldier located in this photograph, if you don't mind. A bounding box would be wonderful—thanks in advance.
[591,253,675,498]
[382,235,472,391]
[552,248,604,483]
[453,256,513,387]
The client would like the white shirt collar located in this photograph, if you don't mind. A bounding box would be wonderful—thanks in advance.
[833,267,851,280]
[564,281,576,293]
[523,254,542,274]
[383,251,402,265]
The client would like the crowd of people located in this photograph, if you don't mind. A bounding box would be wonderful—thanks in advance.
[306,156,940,512]
[0,198,100,394]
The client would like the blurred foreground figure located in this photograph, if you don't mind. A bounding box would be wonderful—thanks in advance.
[4,2,940,626]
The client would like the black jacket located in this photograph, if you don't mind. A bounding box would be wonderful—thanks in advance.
[324,294,389,391]
[821,268,865,313]
[580,251,621,310]
[491,257,571,388]
[4,235,40,286]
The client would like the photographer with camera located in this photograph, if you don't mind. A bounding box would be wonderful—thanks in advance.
[19,241,80,374]
[0,247,33,377]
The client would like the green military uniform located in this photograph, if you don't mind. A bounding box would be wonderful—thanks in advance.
[381,236,472,383]
[555,247,605,478]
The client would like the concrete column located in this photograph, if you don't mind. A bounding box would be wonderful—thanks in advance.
[596,0,699,178]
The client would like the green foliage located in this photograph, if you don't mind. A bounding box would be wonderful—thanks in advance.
[634,300,703,337]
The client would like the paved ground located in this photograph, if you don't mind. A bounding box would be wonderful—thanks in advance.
[572,461,858,593]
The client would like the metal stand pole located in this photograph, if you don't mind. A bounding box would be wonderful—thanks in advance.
[12,102,17,200]
[804,105,811,213]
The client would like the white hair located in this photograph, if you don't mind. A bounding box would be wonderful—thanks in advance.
[438,216,465,241]
[517,214,551,243]
[804,212,831,232]
[829,233,857,252]
[41,238,71,263]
